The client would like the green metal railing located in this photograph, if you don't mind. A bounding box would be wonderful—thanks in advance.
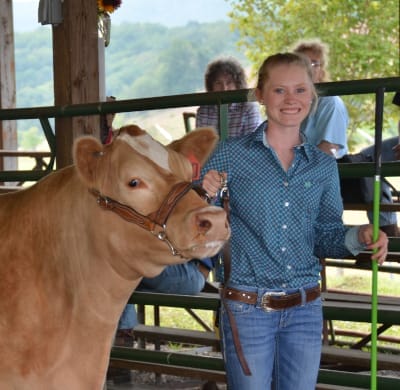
[0,76,399,182]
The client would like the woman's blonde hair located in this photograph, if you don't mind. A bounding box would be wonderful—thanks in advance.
[254,52,318,114]
[292,38,331,82]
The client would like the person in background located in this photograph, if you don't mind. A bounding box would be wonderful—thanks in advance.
[293,39,348,158]
[293,39,400,237]
[196,56,262,137]
[114,259,211,346]
[357,91,400,236]
[201,52,388,390]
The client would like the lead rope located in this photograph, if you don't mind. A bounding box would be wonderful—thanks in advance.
[220,176,252,376]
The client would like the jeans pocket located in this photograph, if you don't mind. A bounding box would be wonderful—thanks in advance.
[222,297,255,316]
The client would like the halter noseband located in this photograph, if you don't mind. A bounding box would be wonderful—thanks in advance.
[90,182,209,257]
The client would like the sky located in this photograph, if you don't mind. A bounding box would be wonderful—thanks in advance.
[12,0,231,32]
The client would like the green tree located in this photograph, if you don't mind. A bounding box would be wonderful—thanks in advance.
[19,126,44,150]
[228,0,400,150]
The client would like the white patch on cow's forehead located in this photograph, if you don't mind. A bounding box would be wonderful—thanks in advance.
[119,132,170,171]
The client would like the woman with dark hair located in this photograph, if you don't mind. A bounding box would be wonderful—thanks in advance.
[196,57,262,138]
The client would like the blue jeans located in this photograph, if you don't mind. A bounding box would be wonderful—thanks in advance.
[220,285,323,390]
[118,260,206,329]
[361,136,398,226]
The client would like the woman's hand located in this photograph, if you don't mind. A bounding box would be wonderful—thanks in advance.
[392,142,400,160]
[358,224,388,265]
[202,170,227,199]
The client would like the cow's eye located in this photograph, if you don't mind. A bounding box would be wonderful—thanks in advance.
[128,179,139,188]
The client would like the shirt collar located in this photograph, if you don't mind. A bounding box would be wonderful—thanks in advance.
[253,120,312,161]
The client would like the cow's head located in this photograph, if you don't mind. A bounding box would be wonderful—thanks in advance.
[73,124,230,262]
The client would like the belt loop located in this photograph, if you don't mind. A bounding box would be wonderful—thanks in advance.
[299,287,306,306]
[256,288,262,307]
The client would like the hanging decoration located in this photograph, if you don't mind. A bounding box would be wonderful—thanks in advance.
[98,0,122,47]
[38,0,63,26]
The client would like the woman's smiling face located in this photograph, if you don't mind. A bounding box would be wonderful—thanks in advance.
[257,63,314,130]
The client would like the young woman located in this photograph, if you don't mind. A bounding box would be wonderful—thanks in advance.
[201,52,388,390]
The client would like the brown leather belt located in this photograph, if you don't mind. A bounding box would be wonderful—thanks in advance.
[222,285,321,311]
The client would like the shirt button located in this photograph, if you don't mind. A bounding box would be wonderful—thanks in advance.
[283,181,289,187]
[281,247,286,252]
[282,224,287,229]
[284,202,289,207]
[287,265,292,270]
[282,283,287,288]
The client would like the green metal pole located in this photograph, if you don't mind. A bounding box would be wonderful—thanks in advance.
[371,177,380,390]
[219,103,229,141]
[371,87,385,389]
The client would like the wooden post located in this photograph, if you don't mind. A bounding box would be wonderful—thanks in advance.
[52,0,101,168]
[0,0,17,171]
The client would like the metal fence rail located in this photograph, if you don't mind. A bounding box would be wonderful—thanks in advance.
[0,76,399,183]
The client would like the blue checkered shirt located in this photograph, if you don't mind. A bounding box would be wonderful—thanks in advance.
[201,121,361,289]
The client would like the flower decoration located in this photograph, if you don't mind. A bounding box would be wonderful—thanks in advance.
[97,0,122,47]
[97,0,122,14]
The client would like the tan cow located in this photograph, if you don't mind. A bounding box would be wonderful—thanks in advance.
[0,125,229,390]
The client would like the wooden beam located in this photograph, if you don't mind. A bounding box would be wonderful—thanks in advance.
[52,0,101,168]
[0,0,17,171]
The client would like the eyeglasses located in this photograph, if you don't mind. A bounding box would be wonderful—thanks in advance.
[311,61,322,68]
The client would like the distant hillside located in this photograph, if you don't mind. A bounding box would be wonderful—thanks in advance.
[14,20,243,105]
[104,21,244,99]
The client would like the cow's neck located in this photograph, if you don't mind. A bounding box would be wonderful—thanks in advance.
[68,201,175,327]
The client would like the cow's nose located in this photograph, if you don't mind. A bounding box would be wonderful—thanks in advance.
[198,219,212,232]
[195,206,229,236]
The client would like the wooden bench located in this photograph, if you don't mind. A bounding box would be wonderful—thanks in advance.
[0,150,52,171]
[132,324,399,371]
[321,345,400,371]
[110,346,226,383]
[133,324,220,349]
[0,149,54,185]
[109,347,400,389]
[106,290,400,387]
[0,185,24,193]
[322,291,400,324]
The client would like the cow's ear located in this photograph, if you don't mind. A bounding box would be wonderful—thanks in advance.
[168,128,218,166]
[73,136,104,185]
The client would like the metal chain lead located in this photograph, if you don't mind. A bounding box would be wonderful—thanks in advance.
[219,173,229,200]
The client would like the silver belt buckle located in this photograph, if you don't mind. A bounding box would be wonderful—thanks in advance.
[261,291,286,312]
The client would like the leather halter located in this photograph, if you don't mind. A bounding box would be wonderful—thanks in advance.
[90,182,208,257]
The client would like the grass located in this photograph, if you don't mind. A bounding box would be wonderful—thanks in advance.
[324,267,400,350]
